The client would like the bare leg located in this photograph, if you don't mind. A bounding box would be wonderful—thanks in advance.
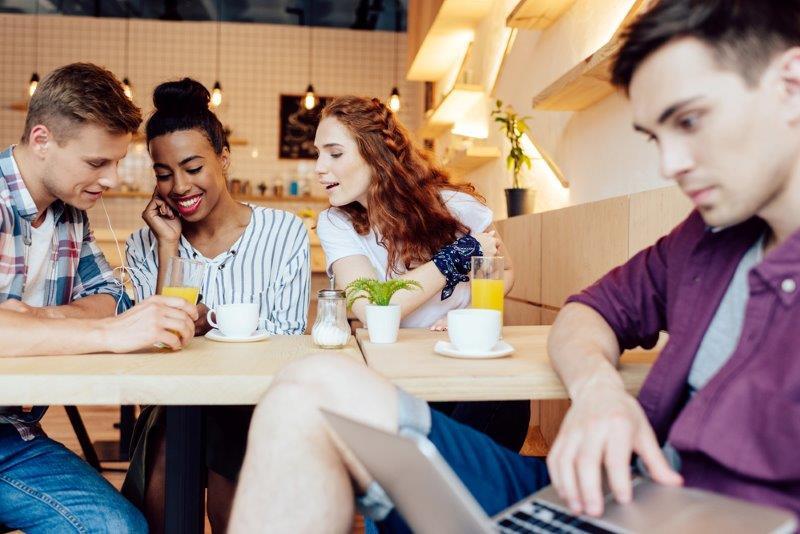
[228,354,399,534]
[207,469,237,533]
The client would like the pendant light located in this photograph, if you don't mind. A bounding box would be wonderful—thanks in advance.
[29,73,39,98]
[122,1,133,99]
[210,0,223,108]
[387,2,401,113]
[28,0,40,97]
[302,1,317,110]
[388,87,400,113]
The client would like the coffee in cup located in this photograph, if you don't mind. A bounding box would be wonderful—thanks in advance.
[446,308,501,352]
[207,303,259,338]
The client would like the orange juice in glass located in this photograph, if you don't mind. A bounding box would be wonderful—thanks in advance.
[159,257,204,348]
[471,256,504,313]
[161,257,204,305]
[161,285,200,304]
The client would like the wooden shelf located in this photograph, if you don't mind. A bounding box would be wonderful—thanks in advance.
[417,83,484,139]
[102,190,329,204]
[6,100,28,112]
[444,145,500,178]
[407,0,493,81]
[532,39,620,111]
[131,131,248,146]
[531,0,646,112]
[506,0,578,30]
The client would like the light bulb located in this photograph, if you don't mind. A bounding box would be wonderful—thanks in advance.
[122,78,133,99]
[388,87,401,113]
[28,72,39,97]
[303,84,316,110]
[211,81,223,107]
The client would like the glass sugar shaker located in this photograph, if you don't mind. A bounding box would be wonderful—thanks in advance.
[312,278,350,349]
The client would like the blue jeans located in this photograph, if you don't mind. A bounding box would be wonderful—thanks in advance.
[367,404,550,533]
[0,425,146,533]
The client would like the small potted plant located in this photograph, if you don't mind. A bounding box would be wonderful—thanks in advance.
[346,278,422,343]
[491,99,534,217]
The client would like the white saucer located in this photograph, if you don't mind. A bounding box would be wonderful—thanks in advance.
[434,340,514,359]
[205,329,270,343]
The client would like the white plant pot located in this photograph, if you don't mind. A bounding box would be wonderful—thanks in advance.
[365,304,401,344]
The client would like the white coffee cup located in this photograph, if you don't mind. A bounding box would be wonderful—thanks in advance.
[447,309,501,352]
[207,303,259,338]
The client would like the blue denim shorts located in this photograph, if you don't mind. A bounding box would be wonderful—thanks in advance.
[357,389,550,533]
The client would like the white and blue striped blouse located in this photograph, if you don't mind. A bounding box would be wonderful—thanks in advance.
[125,205,310,335]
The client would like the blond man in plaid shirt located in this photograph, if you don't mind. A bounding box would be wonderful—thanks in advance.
[0,63,197,533]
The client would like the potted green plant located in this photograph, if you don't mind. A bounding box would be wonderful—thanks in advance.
[491,99,535,217]
[346,278,422,343]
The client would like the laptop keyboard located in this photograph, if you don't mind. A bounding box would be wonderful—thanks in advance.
[495,500,620,533]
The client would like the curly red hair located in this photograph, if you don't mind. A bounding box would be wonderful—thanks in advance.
[320,96,485,274]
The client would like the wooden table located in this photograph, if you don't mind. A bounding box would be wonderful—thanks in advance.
[356,326,658,401]
[0,335,362,534]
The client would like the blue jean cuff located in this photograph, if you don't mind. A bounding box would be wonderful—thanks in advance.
[356,481,394,521]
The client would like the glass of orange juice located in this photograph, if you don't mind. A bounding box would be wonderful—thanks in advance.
[471,256,504,314]
[161,256,204,305]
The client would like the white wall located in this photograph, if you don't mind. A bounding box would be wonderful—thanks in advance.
[0,13,422,198]
[440,0,668,218]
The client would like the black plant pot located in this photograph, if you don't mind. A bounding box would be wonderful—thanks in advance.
[505,188,534,218]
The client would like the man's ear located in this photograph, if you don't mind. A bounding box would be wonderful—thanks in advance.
[27,124,52,157]
[776,47,800,125]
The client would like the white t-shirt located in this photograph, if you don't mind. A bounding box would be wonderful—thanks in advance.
[22,209,55,306]
[316,190,493,328]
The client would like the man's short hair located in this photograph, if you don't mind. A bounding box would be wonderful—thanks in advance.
[612,0,800,90]
[22,62,142,144]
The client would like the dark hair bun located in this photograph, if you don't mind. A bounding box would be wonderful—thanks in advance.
[153,78,209,115]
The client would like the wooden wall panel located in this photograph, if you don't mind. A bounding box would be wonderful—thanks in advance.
[495,213,542,305]
[538,399,572,447]
[541,196,630,308]
[540,308,560,325]
[628,186,693,258]
[503,299,541,326]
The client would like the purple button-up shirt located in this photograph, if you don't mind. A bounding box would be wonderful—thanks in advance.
[568,210,800,517]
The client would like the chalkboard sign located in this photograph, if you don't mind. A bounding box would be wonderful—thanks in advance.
[279,94,333,159]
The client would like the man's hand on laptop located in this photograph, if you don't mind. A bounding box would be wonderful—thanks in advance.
[96,295,199,352]
[546,381,683,517]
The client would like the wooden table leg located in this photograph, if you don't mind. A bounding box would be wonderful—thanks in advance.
[165,406,205,534]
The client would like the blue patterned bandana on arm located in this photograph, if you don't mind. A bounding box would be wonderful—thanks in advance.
[431,234,483,300]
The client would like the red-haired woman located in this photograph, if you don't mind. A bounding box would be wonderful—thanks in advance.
[314,95,529,451]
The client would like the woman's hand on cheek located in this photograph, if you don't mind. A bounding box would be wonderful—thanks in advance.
[143,191,182,245]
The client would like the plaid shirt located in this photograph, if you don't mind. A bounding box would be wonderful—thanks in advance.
[0,145,131,438]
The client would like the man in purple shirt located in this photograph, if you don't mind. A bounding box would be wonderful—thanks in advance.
[229,0,800,531]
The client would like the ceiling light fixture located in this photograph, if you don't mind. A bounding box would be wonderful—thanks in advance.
[28,0,40,97]
[388,1,401,113]
[122,0,133,99]
[302,0,317,110]
[210,0,223,107]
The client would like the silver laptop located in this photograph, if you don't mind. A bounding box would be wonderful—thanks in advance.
[323,410,797,534]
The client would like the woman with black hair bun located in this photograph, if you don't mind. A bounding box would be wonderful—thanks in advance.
[122,78,310,533]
